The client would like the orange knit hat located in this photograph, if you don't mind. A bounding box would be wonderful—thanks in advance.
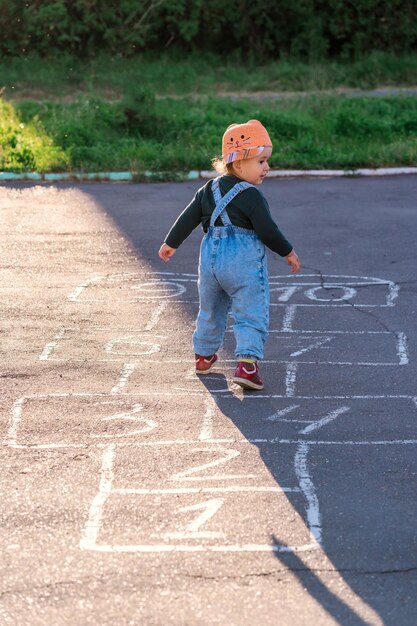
[222,119,272,164]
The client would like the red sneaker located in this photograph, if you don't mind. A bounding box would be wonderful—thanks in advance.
[195,353,218,374]
[233,360,264,390]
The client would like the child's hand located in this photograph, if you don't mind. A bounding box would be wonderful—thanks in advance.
[158,243,177,262]
[285,250,301,273]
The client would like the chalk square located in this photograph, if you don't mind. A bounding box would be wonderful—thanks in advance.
[291,306,392,332]
[190,395,417,443]
[223,330,402,364]
[268,274,396,307]
[6,393,216,447]
[95,490,316,552]
[40,328,163,362]
[68,272,198,303]
[111,441,299,491]
[292,363,417,400]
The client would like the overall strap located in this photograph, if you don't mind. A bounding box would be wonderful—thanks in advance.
[211,176,223,206]
[209,177,254,227]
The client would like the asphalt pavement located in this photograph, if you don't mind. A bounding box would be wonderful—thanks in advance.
[1,175,417,625]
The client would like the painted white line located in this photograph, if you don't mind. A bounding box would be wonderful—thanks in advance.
[138,437,417,447]
[9,391,417,401]
[71,298,196,305]
[387,283,400,307]
[144,301,169,331]
[107,271,197,277]
[6,443,84,450]
[138,439,234,447]
[285,363,298,397]
[130,280,187,299]
[270,330,393,335]
[272,274,399,308]
[68,280,91,301]
[68,299,395,308]
[67,272,196,302]
[164,498,225,539]
[266,405,300,422]
[163,531,224,540]
[271,286,301,302]
[7,392,416,447]
[67,273,398,307]
[107,436,417,447]
[111,363,137,394]
[91,405,158,439]
[300,406,350,435]
[5,398,25,446]
[294,442,322,545]
[103,338,161,356]
[40,357,406,366]
[270,303,393,308]
[270,281,390,289]
[116,485,300,495]
[71,272,391,283]
[6,438,417,451]
[79,444,115,550]
[396,332,409,365]
[277,419,313,424]
[253,439,417,446]
[84,327,166,332]
[39,328,66,361]
[101,271,196,278]
[228,393,417,400]
[305,285,357,302]
[281,304,297,331]
[171,447,256,482]
[150,277,197,283]
[290,336,333,357]
[2,439,236,450]
[199,396,215,441]
[67,272,395,285]
[270,273,396,283]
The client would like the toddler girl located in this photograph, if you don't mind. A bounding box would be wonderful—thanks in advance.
[159,119,300,390]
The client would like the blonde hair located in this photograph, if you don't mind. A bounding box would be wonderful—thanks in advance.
[211,156,236,176]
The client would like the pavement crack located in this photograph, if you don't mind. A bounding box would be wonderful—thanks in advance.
[3,567,417,598]
[0,574,114,598]
[347,302,394,334]
[181,566,417,581]
[302,265,406,338]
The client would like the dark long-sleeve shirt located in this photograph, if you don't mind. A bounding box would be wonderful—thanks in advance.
[164,175,293,257]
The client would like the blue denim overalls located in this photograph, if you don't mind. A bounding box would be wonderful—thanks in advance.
[192,176,270,360]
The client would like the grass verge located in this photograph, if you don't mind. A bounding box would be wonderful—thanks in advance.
[1,51,417,99]
[1,92,417,175]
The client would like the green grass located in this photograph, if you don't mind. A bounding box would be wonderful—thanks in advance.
[2,51,417,176]
[2,91,417,174]
[0,99,69,171]
[1,51,417,99]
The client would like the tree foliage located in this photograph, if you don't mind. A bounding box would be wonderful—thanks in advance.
[1,0,416,60]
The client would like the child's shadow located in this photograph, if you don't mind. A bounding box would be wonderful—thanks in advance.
[197,373,374,626]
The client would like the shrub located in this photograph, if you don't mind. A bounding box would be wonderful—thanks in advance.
[1,0,417,61]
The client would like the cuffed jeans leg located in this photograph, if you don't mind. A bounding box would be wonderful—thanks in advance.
[193,270,230,357]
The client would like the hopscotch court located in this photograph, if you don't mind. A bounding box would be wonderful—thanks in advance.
[4,271,416,554]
